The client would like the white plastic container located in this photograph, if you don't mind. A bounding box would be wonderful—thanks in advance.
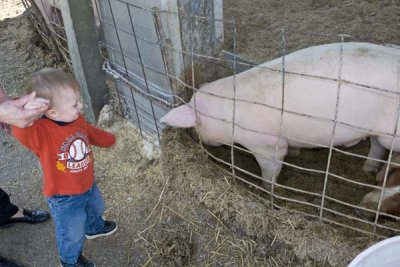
[348,236,400,267]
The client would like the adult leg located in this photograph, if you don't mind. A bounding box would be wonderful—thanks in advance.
[0,187,49,227]
[0,256,24,267]
[0,189,24,266]
[0,188,18,224]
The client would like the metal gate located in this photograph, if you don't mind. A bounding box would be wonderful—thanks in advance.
[97,0,223,142]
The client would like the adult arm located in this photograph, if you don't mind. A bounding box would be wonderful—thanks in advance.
[0,91,49,128]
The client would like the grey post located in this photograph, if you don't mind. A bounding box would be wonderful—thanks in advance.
[60,0,107,122]
[177,0,224,88]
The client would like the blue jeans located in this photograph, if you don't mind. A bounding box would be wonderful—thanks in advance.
[47,183,105,264]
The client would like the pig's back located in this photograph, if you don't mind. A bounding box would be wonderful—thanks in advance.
[241,43,400,146]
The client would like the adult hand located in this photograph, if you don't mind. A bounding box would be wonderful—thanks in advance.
[24,96,50,110]
[0,92,49,128]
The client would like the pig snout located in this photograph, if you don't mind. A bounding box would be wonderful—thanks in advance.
[160,104,197,128]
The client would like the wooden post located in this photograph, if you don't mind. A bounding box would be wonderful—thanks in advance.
[176,0,224,89]
[60,0,107,122]
[159,0,224,101]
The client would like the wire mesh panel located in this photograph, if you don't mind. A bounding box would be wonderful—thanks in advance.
[21,0,72,69]
[158,8,400,237]
[97,0,176,141]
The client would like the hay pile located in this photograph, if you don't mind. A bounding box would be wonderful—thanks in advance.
[159,128,376,266]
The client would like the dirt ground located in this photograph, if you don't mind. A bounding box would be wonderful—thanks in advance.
[0,0,399,267]
[223,0,400,62]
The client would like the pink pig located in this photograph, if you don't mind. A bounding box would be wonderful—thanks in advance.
[160,42,400,185]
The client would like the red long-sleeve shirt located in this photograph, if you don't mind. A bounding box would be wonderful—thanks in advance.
[12,115,115,197]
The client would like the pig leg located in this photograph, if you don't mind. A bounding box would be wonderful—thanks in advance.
[363,136,387,174]
[249,140,288,186]
[357,189,380,220]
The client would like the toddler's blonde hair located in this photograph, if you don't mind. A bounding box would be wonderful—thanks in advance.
[26,68,80,106]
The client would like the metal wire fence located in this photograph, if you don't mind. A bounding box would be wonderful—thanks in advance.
[21,0,72,70]
[24,0,400,238]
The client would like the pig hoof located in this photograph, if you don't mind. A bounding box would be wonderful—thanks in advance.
[261,180,272,191]
[354,208,375,221]
[362,164,379,174]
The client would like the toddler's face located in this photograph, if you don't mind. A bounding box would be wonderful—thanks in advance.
[50,88,83,123]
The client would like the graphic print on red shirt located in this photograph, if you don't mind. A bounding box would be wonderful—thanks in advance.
[57,131,93,173]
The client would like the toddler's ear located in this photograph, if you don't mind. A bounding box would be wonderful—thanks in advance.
[46,108,58,119]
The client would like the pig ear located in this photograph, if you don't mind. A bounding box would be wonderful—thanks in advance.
[160,104,196,128]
